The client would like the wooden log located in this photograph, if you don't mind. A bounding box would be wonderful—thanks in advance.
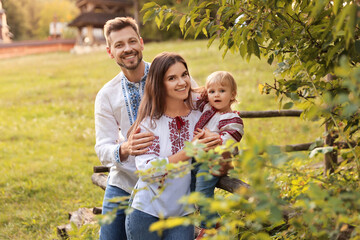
[57,208,97,239]
[91,173,249,194]
[94,166,110,173]
[91,173,107,190]
[93,207,102,215]
[216,175,250,192]
[57,224,71,239]
[239,110,302,118]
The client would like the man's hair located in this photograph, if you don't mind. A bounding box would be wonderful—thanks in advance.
[103,17,140,47]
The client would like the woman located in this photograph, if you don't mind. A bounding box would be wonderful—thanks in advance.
[125,52,220,240]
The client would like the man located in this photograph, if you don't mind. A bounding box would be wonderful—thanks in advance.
[94,17,154,240]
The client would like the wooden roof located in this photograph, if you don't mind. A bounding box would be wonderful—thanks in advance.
[68,12,128,28]
[76,0,132,7]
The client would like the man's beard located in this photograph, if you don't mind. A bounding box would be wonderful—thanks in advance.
[117,52,143,70]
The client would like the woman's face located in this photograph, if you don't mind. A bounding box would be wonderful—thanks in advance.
[163,61,190,103]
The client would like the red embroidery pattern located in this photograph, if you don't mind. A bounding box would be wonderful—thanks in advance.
[194,108,216,130]
[146,136,160,156]
[169,118,190,155]
[218,116,243,129]
[221,130,243,142]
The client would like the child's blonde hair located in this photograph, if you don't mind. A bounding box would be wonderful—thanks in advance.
[202,71,237,104]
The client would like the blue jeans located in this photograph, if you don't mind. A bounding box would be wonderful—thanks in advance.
[99,183,130,240]
[125,209,194,240]
[191,161,220,228]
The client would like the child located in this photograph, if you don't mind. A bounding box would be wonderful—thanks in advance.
[193,71,244,237]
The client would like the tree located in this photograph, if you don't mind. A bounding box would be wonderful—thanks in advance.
[141,1,360,239]
[2,0,78,40]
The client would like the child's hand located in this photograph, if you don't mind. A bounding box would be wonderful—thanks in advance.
[193,128,205,137]
[194,127,219,140]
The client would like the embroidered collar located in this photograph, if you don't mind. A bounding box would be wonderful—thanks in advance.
[121,62,150,125]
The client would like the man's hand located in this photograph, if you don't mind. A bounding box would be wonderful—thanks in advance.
[120,127,154,159]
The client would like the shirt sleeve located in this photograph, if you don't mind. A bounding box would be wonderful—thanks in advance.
[218,112,244,144]
[94,90,128,167]
[134,124,169,182]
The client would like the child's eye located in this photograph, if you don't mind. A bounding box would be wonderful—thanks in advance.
[208,90,215,94]
[220,89,226,93]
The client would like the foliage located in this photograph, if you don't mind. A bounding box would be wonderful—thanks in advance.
[141,0,360,239]
[0,40,322,239]
[2,0,78,40]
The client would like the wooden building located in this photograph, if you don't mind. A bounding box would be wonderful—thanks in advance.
[0,0,12,43]
[68,0,135,46]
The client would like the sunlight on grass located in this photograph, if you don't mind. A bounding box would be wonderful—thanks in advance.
[0,40,323,239]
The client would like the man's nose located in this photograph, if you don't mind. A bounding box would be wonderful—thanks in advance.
[124,43,132,52]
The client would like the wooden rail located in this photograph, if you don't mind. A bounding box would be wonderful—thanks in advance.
[239,110,302,118]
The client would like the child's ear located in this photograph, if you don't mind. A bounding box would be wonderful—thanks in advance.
[231,91,236,101]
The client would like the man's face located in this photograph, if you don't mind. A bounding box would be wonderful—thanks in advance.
[107,26,144,70]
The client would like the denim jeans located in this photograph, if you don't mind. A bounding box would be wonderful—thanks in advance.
[125,208,194,240]
[191,161,220,228]
[99,183,130,240]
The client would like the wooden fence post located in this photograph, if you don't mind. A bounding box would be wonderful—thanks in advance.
[324,122,338,176]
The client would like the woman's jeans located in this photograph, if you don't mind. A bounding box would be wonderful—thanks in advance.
[100,183,130,240]
[125,208,194,240]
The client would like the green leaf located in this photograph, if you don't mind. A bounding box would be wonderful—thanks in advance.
[283,102,293,109]
[207,34,217,48]
[333,0,342,15]
[155,16,161,29]
[195,18,209,39]
[252,39,260,59]
[309,147,334,158]
[267,54,274,65]
[143,9,155,23]
[239,43,246,58]
[179,15,186,34]
[141,2,157,12]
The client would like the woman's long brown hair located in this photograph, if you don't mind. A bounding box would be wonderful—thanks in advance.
[127,52,194,137]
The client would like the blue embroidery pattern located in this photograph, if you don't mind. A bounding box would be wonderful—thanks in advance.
[114,144,121,163]
[121,62,150,125]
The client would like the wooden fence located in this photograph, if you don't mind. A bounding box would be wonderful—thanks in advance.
[57,109,352,238]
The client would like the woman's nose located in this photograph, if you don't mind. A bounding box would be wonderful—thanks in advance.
[178,77,187,85]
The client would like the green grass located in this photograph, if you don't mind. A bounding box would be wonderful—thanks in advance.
[0,39,323,239]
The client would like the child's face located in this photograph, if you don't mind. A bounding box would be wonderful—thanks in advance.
[207,82,235,112]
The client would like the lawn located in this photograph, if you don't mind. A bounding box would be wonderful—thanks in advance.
[0,39,323,239]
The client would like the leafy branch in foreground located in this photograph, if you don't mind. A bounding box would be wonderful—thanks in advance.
[141,0,360,239]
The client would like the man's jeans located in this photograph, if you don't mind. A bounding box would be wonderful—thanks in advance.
[100,183,130,240]
[125,208,194,240]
